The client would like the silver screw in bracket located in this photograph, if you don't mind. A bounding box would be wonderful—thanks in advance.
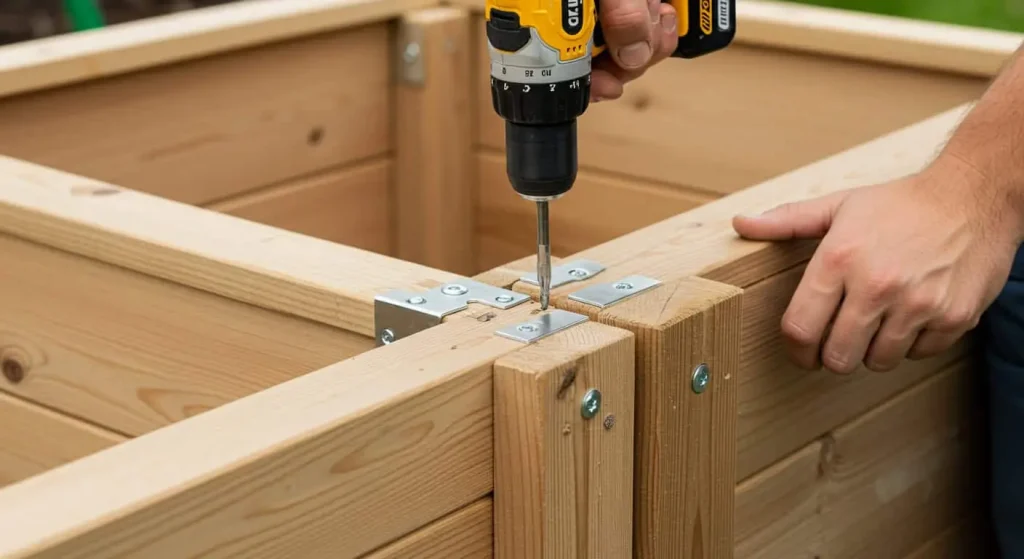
[403,42,421,63]
[691,363,710,394]
[614,282,634,291]
[581,388,602,419]
[495,294,515,303]
[568,268,590,279]
[517,323,539,333]
[407,296,426,305]
[380,329,396,345]
[442,284,469,296]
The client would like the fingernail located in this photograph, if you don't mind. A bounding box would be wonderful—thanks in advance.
[662,13,677,33]
[617,42,652,69]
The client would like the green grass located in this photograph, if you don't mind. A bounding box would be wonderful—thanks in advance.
[782,0,1024,33]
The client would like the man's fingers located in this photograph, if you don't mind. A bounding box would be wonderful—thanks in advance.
[599,0,655,69]
[820,293,884,374]
[733,191,849,241]
[781,249,845,370]
[863,315,925,372]
[654,4,678,61]
[590,3,675,100]
[907,328,966,360]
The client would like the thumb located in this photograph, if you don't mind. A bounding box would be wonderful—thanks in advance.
[598,0,656,70]
[732,191,848,241]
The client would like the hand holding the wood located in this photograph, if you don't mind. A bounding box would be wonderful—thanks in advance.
[731,155,1024,374]
[590,0,678,101]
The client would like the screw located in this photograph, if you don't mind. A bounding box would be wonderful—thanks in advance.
[380,329,396,345]
[403,42,420,63]
[495,294,515,304]
[581,389,601,419]
[691,363,710,394]
[442,284,468,296]
[407,296,426,305]
[614,282,634,290]
[517,323,539,333]
[603,414,616,430]
[568,268,589,278]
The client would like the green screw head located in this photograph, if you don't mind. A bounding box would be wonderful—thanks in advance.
[581,389,602,419]
[691,363,710,394]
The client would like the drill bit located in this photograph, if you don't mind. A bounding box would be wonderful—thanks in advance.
[536,200,551,310]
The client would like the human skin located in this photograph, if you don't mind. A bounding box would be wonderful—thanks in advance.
[731,44,1024,374]
[589,0,679,101]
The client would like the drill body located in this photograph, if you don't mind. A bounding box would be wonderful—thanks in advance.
[486,0,736,306]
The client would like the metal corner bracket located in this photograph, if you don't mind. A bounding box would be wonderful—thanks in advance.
[374,278,529,346]
[518,259,606,289]
[396,22,425,86]
[495,309,589,343]
[568,274,662,309]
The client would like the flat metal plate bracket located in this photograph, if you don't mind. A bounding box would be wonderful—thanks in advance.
[495,309,589,343]
[568,275,662,309]
[374,278,530,346]
[518,259,606,289]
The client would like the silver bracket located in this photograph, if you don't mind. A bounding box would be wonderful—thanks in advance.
[495,309,589,343]
[568,275,662,309]
[374,278,529,346]
[518,259,606,289]
[397,23,425,86]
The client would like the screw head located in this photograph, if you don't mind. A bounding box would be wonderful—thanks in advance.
[614,282,634,290]
[403,42,420,63]
[517,323,539,333]
[581,389,602,419]
[568,268,590,278]
[380,329,396,345]
[495,294,515,304]
[691,363,710,394]
[407,296,426,305]
[442,284,468,296]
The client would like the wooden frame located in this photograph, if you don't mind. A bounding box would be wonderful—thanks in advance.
[0,0,1018,556]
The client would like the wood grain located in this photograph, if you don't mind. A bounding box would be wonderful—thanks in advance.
[363,498,493,558]
[0,23,391,206]
[208,158,394,256]
[0,154,459,337]
[0,393,124,488]
[0,233,371,436]
[554,276,743,558]
[395,7,476,275]
[493,320,635,557]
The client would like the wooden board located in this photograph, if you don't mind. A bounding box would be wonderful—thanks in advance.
[364,498,493,558]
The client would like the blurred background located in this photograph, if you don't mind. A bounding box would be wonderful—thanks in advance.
[2,0,1024,47]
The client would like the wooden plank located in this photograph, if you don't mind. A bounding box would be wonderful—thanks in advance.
[0,154,459,337]
[208,158,394,256]
[822,360,984,558]
[0,393,124,488]
[493,315,635,557]
[903,516,988,559]
[733,264,966,479]
[547,276,742,558]
[734,442,823,559]
[0,23,391,206]
[0,232,371,436]
[474,17,989,196]
[0,302,625,558]
[0,0,435,99]
[475,150,713,270]
[395,7,475,275]
[363,498,493,558]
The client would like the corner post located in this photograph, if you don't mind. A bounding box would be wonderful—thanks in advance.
[493,320,636,557]
[394,7,476,275]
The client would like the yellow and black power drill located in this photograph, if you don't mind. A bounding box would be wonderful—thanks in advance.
[485,0,735,309]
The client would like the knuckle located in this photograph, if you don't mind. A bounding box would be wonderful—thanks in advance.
[903,290,943,317]
[820,244,856,270]
[935,305,976,331]
[862,270,904,302]
[780,316,818,347]
[600,4,651,36]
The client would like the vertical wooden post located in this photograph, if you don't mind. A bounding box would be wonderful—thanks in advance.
[394,7,476,275]
[493,320,636,557]
[557,276,743,558]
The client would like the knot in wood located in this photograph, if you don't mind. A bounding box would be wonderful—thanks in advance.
[2,358,25,384]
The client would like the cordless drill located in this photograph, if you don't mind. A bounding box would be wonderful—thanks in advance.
[486,0,736,309]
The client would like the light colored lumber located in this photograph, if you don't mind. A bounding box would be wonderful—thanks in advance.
[734,441,823,559]
[0,302,631,558]
[474,16,988,197]
[0,232,371,436]
[0,0,434,99]
[493,315,635,557]
[733,263,967,480]
[0,23,390,206]
[0,154,459,337]
[208,158,394,256]
[736,0,1023,77]
[550,276,742,558]
[0,392,124,488]
[363,498,493,558]
[475,150,713,270]
[395,7,476,275]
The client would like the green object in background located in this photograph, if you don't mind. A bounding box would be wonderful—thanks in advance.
[784,0,1024,33]
[63,0,106,31]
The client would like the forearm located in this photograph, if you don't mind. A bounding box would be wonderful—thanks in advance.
[932,42,1024,242]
